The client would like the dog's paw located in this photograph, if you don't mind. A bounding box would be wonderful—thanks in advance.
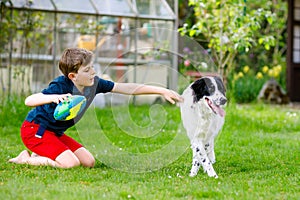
[210,173,218,179]
[207,171,218,179]
[207,151,216,164]
[189,171,198,177]
[189,167,200,177]
[205,168,218,178]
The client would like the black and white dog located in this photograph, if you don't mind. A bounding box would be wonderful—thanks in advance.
[180,76,227,178]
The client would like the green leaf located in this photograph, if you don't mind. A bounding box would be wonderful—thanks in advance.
[188,0,196,6]
[265,43,270,50]
[189,29,197,37]
[266,16,273,24]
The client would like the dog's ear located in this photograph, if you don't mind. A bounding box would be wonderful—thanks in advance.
[191,78,212,102]
[214,76,226,95]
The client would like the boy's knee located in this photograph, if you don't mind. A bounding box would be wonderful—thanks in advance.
[56,150,81,168]
[61,158,81,168]
[82,157,95,168]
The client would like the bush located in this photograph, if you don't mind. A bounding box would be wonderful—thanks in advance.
[0,95,30,127]
[229,74,265,103]
[228,64,286,103]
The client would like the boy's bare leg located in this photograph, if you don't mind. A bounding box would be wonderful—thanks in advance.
[74,147,95,167]
[9,150,80,168]
[31,152,39,157]
[8,150,30,164]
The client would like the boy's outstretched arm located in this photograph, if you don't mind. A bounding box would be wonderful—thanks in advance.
[111,83,183,104]
[25,93,72,107]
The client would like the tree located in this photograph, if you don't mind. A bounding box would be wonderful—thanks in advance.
[178,0,279,81]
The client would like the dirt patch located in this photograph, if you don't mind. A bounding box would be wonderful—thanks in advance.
[286,102,300,110]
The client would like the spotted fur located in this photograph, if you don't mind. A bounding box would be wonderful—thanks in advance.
[180,76,227,178]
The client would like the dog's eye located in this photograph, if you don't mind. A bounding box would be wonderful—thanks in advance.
[215,78,226,94]
[207,83,215,94]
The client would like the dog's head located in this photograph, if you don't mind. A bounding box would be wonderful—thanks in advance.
[191,76,227,117]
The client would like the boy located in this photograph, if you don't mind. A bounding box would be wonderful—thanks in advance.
[9,47,183,168]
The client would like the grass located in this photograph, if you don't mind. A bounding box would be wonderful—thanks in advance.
[0,97,299,200]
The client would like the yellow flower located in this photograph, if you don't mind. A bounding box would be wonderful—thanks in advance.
[234,72,244,81]
[243,65,250,73]
[274,65,282,73]
[262,65,269,73]
[256,72,263,79]
[273,69,280,78]
[268,69,274,77]
[234,74,238,81]
[238,72,244,78]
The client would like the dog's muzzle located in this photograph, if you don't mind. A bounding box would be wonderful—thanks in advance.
[219,97,227,106]
[205,97,226,117]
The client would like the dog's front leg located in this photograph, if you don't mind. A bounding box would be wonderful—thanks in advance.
[205,140,216,164]
[190,143,201,177]
[191,142,218,178]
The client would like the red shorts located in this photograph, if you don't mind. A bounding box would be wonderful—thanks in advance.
[21,120,83,160]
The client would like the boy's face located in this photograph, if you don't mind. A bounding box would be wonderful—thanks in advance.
[69,63,96,90]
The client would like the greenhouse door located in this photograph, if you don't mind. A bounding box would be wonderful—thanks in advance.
[288,0,300,101]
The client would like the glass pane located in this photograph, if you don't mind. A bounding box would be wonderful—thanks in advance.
[293,38,300,49]
[9,10,55,56]
[295,0,300,7]
[56,14,98,53]
[294,25,300,37]
[52,0,96,14]
[293,51,300,63]
[294,8,300,20]
[9,0,55,10]
[133,21,174,56]
[92,0,136,17]
[165,0,174,12]
[294,25,300,64]
[95,17,132,58]
[135,0,175,19]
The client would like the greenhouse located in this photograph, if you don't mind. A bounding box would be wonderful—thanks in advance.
[0,0,179,98]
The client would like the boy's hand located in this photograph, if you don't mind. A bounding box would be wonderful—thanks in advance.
[25,93,73,107]
[52,93,72,104]
[162,89,183,104]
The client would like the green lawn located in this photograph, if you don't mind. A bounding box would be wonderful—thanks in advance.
[0,99,299,200]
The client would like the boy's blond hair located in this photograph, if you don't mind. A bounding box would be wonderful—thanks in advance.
[59,47,94,77]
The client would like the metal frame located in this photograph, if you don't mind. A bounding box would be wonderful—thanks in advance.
[1,0,179,94]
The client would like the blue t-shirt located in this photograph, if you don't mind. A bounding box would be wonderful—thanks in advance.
[26,75,114,136]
